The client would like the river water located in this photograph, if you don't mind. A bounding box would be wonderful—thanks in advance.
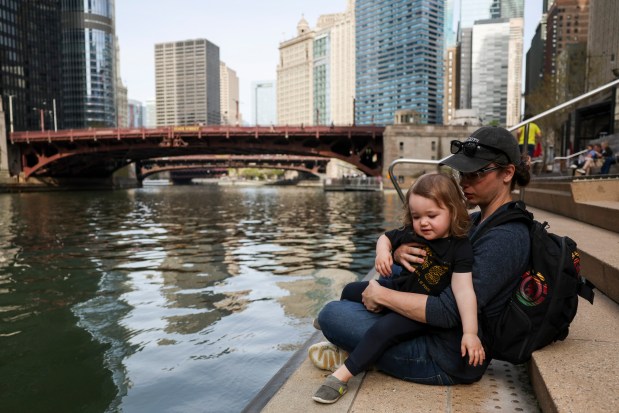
[0,185,403,413]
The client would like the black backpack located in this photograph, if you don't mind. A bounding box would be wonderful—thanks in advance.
[471,201,595,364]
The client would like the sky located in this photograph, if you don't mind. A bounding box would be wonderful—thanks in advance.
[116,0,543,124]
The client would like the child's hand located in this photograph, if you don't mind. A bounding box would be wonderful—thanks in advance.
[375,251,393,277]
[461,333,485,367]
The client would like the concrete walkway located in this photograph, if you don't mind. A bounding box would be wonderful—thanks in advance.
[248,206,619,413]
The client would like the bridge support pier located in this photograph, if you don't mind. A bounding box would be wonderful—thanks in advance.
[0,100,17,184]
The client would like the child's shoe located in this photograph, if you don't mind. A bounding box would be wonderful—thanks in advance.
[312,374,348,404]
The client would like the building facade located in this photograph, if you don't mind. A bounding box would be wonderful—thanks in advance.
[471,18,523,126]
[585,0,618,91]
[456,0,523,118]
[277,2,355,126]
[443,46,460,125]
[506,17,524,126]
[0,0,124,132]
[220,62,239,125]
[144,100,156,127]
[155,39,220,126]
[458,28,473,110]
[0,0,63,132]
[315,2,355,126]
[115,36,128,128]
[252,81,277,126]
[127,99,144,128]
[355,0,445,125]
[61,0,117,128]
[545,0,590,77]
[277,17,314,125]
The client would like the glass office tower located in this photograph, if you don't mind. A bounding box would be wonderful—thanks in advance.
[355,0,445,125]
[0,0,63,132]
[252,81,277,126]
[61,0,116,128]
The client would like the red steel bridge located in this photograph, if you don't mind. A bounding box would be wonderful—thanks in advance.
[9,125,384,180]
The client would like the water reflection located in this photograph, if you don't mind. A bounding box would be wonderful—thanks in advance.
[0,186,401,413]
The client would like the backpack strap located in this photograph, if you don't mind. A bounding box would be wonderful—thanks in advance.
[471,201,596,305]
[578,277,595,304]
[470,201,533,244]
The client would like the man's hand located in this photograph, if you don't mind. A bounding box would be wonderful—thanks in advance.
[361,279,384,313]
[392,243,426,273]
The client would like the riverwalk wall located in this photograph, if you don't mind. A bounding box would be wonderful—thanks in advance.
[382,124,478,190]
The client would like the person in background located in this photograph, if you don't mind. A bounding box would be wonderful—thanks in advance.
[579,143,603,175]
[516,114,542,158]
[310,173,484,404]
[599,141,615,174]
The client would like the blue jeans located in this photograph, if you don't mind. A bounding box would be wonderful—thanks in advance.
[317,300,458,385]
[600,157,616,174]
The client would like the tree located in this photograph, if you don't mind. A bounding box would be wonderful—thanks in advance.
[524,43,587,159]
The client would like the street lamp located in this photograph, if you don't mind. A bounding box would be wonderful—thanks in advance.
[32,107,45,131]
[7,95,14,133]
[52,98,57,131]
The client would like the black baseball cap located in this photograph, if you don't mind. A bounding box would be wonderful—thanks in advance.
[441,126,521,173]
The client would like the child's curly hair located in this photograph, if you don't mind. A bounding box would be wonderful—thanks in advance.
[402,173,470,238]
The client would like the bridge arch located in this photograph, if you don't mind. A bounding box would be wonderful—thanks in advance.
[137,155,330,180]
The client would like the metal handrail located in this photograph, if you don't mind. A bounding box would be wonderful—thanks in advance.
[388,78,619,203]
[507,78,619,132]
[388,158,445,203]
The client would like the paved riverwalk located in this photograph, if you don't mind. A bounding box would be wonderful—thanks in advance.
[246,206,619,413]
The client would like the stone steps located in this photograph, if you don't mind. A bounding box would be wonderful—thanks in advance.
[521,177,619,233]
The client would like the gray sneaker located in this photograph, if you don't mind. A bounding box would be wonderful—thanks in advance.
[312,374,348,404]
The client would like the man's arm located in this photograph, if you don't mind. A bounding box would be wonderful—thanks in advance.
[361,279,428,322]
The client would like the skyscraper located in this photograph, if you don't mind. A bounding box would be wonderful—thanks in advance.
[458,28,473,109]
[545,0,590,77]
[220,62,240,125]
[314,1,355,126]
[457,0,524,124]
[355,0,445,125]
[0,1,62,132]
[252,81,277,126]
[458,0,523,27]
[144,100,156,128]
[277,2,355,126]
[586,0,618,91]
[277,17,314,125]
[61,0,117,128]
[471,18,523,126]
[443,46,460,124]
[0,1,123,132]
[155,39,220,126]
[128,100,145,128]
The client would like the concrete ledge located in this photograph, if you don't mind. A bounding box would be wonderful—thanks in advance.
[521,178,619,233]
[529,292,619,413]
